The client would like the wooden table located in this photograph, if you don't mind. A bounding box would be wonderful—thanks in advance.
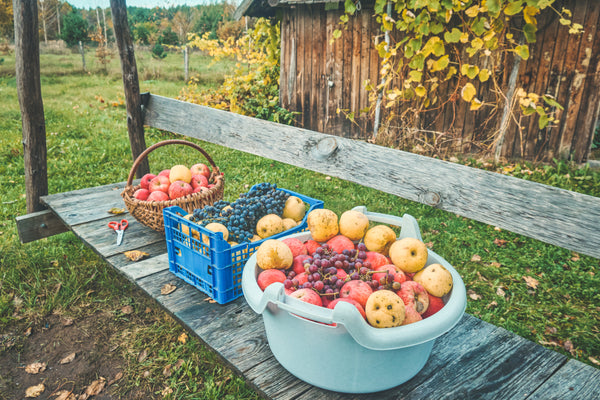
[42,183,600,400]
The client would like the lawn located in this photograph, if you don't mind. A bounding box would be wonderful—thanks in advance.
[0,46,599,398]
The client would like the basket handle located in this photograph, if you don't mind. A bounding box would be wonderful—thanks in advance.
[126,139,220,187]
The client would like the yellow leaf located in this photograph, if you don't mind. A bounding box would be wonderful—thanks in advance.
[178,332,188,344]
[478,68,490,82]
[25,362,47,374]
[415,85,427,97]
[461,83,477,102]
[124,250,149,262]
[25,384,45,398]
[465,5,480,17]
[523,6,539,24]
[107,207,126,215]
[523,275,539,289]
[470,98,483,110]
[161,283,177,295]
[460,32,470,43]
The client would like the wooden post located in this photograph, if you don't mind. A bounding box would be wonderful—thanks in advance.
[79,41,86,72]
[110,0,149,177]
[184,45,189,82]
[14,0,48,213]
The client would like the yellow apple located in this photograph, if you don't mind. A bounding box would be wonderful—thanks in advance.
[389,237,428,273]
[169,164,192,183]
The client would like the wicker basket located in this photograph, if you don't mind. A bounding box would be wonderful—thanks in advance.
[121,139,224,233]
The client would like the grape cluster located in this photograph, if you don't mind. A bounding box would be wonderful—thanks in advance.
[190,182,290,243]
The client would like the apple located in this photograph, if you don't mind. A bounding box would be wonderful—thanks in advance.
[133,188,150,201]
[257,269,287,291]
[365,251,390,270]
[326,234,355,255]
[140,173,156,190]
[397,280,430,315]
[402,304,423,325]
[190,174,209,189]
[289,288,322,306]
[336,268,348,280]
[295,272,308,286]
[147,190,169,202]
[169,165,192,184]
[304,239,321,255]
[158,169,170,178]
[389,237,428,273]
[149,175,170,193]
[192,186,209,194]
[282,237,308,258]
[372,264,397,285]
[340,280,373,309]
[168,180,193,200]
[422,294,445,318]
[190,163,211,179]
[327,297,366,319]
[292,254,311,275]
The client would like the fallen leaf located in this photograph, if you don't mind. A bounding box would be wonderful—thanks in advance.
[124,250,149,262]
[489,261,501,267]
[493,238,508,247]
[494,226,502,231]
[178,332,188,344]
[24,327,32,336]
[467,290,482,300]
[108,207,126,215]
[25,383,45,397]
[523,276,539,289]
[564,340,574,354]
[471,254,482,262]
[173,359,185,370]
[539,340,561,347]
[496,287,506,297]
[486,301,498,309]
[138,349,148,363]
[85,377,106,396]
[61,318,73,326]
[54,390,76,400]
[545,326,558,335]
[476,271,488,282]
[59,352,76,365]
[25,362,46,374]
[145,307,152,314]
[108,371,123,386]
[161,283,177,295]
[121,305,133,314]
[162,387,174,396]
[163,364,173,377]
[589,356,600,366]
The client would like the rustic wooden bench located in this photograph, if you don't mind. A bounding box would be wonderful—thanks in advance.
[27,93,600,398]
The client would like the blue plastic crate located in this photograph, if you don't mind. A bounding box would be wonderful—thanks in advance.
[163,188,324,304]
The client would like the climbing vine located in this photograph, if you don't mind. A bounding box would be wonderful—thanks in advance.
[182,18,295,124]
[336,0,582,150]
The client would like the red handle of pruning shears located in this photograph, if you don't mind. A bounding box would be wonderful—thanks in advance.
[108,219,128,231]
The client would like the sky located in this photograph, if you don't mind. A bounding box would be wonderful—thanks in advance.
[66,0,223,9]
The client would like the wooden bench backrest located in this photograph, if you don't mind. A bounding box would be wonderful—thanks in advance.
[142,93,600,260]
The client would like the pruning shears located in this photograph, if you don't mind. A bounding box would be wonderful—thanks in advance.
[108,219,128,245]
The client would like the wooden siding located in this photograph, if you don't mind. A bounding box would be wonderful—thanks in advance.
[278,1,600,163]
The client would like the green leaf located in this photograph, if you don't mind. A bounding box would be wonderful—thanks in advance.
[332,29,342,40]
[344,0,357,14]
[478,68,490,82]
[538,113,549,129]
[504,1,523,16]
[408,70,423,82]
[542,95,564,110]
[444,28,462,43]
[523,23,537,43]
[487,0,502,16]
[514,45,530,60]
[465,5,480,17]
[559,18,571,25]
[461,64,480,79]
[431,55,449,72]
[374,0,387,14]
[461,83,477,102]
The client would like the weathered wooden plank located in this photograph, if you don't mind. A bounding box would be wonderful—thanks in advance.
[528,358,600,399]
[15,209,69,243]
[143,94,600,259]
[350,12,362,138]
[296,6,306,127]
[107,241,168,270]
[117,253,169,281]
[280,9,290,110]
[342,13,354,138]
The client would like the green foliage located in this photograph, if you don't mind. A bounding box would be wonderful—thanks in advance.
[151,43,167,60]
[184,18,295,124]
[159,26,180,46]
[60,11,89,47]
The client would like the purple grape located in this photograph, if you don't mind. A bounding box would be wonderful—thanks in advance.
[284,279,293,289]
[363,261,372,269]
[334,260,343,269]
[309,264,318,273]
[351,272,360,280]
[288,271,296,278]
[313,281,324,291]
[357,243,367,251]
[303,282,313,289]
[329,275,338,284]
[359,267,369,275]
[292,278,299,286]
[312,272,321,281]
[307,274,314,282]
[357,250,367,259]
[335,280,344,288]
[325,288,334,295]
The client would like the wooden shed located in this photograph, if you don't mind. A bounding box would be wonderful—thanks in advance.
[235,0,600,163]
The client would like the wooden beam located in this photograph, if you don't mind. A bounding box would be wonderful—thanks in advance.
[143,93,600,259]
[13,0,48,213]
[15,210,69,244]
[110,0,149,178]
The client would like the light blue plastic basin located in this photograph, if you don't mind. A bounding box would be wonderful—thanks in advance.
[242,208,467,394]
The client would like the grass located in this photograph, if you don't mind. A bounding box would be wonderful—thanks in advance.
[0,48,599,397]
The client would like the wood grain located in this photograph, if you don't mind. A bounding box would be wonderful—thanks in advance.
[143,94,600,259]
[15,209,69,243]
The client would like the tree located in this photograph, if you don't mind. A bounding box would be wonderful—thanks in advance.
[60,11,88,47]
[158,25,178,46]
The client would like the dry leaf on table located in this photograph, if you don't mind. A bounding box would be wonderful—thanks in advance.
[124,250,149,262]
[107,207,126,215]
[161,283,177,295]
[25,383,45,397]
[25,362,46,374]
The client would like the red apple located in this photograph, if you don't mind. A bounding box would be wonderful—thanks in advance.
[397,280,430,315]
[257,269,287,291]
[140,173,156,190]
[192,186,209,194]
[292,254,311,275]
[326,234,355,254]
[336,269,348,280]
[168,180,193,199]
[133,188,150,201]
[327,297,366,319]
[304,239,321,255]
[190,174,209,189]
[402,304,423,325]
[289,288,322,306]
[422,294,445,318]
[365,251,390,270]
[158,169,170,178]
[190,163,211,179]
[372,264,397,285]
[149,175,170,193]
[340,280,373,309]
[282,237,308,258]
[295,272,308,286]
[147,190,169,202]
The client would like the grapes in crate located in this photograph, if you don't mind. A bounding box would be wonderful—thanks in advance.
[190,183,292,243]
